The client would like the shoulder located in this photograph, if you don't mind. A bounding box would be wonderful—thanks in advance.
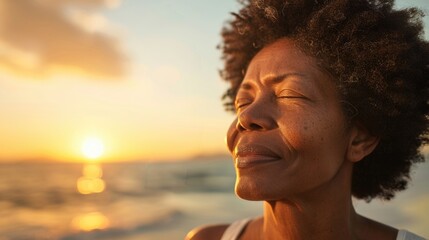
[397,229,427,240]
[185,224,229,240]
[357,215,398,240]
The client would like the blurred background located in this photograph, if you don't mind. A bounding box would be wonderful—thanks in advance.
[0,0,428,239]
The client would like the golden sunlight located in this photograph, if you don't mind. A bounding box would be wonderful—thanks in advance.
[81,137,105,160]
[77,164,106,195]
[71,212,110,232]
[77,176,106,194]
[83,164,103,178]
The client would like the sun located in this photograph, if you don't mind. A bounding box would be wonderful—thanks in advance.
[81,137,105,160]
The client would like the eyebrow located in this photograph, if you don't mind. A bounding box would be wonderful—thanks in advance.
[262,72,307,85]
[240,72,307,90]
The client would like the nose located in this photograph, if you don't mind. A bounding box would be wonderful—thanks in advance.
[236,96,276,132]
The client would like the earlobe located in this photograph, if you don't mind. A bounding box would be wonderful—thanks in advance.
[346,123,380,163]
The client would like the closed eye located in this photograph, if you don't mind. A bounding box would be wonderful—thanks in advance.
[235,98,252,109]
[278,96,305,99]
[277,89,309,100]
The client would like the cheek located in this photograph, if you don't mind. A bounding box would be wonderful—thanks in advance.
[309,122,348,175]
[277,116,321,151]
[277,120,346,194]
[279,113,346,168]
[226,118,238,153]
[279,105,346,147]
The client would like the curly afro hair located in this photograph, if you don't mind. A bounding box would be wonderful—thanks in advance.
[220,0,429,201]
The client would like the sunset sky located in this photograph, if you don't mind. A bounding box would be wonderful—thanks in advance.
[0,0,428,162]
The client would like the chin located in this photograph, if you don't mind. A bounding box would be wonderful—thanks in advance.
[235,179,277,201]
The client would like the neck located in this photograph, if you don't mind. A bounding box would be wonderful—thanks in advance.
[261,161,360,240]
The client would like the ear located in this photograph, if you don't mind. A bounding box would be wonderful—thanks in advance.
[346,123,380,163]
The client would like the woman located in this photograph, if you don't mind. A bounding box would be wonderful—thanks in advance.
[187,0,428,239]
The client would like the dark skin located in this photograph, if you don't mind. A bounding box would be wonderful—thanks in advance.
[186,38,398,240]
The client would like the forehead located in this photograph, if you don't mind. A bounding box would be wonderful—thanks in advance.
[244,38,320,82]
[238,38,340,101]
[241,38,336,96]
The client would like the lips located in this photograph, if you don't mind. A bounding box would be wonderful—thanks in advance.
[234,144,281,168]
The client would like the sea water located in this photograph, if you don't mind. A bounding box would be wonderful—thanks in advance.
[0,158,260,240]
[0,157,427,239]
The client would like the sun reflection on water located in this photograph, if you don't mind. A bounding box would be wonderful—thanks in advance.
[71,212,110,231]
[77,164,106,194]
[72,138,110,232]
[83,164,103,178]
[73,164,110,232]
[77,176,106,194]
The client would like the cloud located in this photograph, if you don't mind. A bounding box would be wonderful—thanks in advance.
[38,0,121,9]
[0,0,126,79]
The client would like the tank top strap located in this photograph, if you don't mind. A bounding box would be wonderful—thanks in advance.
[220,218,253,240]
[396,229,427,240]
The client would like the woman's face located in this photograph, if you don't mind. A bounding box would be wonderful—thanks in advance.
[226,38,353,201]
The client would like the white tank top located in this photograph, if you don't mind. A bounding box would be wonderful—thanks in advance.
[220,219,427,240]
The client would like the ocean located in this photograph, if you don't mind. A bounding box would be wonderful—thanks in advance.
[0,157,428,239]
